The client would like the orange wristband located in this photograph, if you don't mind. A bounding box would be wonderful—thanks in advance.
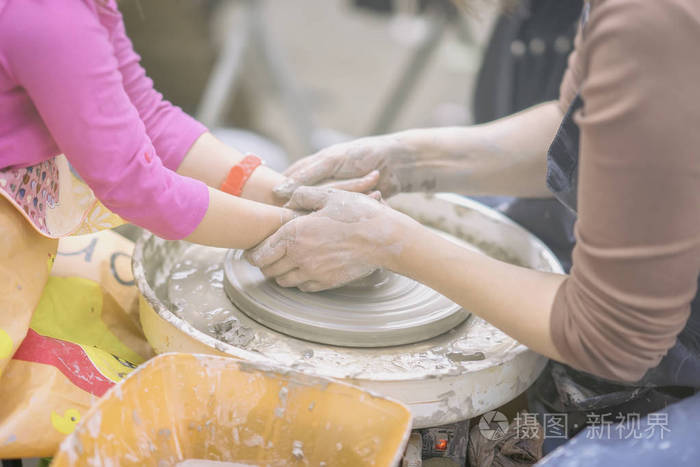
[220,154,262,196]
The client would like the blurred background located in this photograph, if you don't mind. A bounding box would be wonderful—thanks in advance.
[119,0,500,166]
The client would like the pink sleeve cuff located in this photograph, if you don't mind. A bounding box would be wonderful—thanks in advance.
[154,112,208,172]
[152,176,209,240]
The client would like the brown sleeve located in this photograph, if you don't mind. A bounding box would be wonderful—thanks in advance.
[550,0,700,383]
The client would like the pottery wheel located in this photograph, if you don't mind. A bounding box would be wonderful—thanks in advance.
[223,249,469,347]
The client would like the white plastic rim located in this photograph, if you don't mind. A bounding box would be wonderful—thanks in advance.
[133,193,563,427]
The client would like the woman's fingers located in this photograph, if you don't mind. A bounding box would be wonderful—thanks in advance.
[273,179,301,200]
[246,229,290,268]
[298,281,327,293]
[275,269,307,288]
[282,156,313,178]
[275,156,339,199]
[284,186,333,212]
[322,170,380,194]
[367,190,383,201]
[260,257,296,278]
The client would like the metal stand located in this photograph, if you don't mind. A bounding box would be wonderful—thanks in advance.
[197,0,474,155]
[370,1,451,134]
[197,0,316,154]
[372,0,475,134]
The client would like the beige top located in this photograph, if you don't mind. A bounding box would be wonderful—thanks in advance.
[550,0,700,382]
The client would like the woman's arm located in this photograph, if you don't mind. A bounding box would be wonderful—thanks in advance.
[389,218,566,362]
[275,101,563,199]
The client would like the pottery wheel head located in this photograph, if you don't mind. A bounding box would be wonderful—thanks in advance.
[223,250,469,347]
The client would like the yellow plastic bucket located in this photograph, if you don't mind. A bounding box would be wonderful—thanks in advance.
[51,353,412,466]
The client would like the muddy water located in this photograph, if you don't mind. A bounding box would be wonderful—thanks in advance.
[168,250,256,348]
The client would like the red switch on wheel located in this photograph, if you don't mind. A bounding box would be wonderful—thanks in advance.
[435,438,448,451]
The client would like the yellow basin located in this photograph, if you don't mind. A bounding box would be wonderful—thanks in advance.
[51,353,412,467]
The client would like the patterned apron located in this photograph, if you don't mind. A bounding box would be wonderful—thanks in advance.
[0,154,123,238]
[0,154,151,458]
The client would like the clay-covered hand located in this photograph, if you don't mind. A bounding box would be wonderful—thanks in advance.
[273,136,414,199]
[246,187,412,292]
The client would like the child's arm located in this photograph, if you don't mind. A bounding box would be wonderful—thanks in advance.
[176,132,381,207]
[0,1,289,248]
[108,9,375,208]
[185,188,294,249]
[176,132,288,207]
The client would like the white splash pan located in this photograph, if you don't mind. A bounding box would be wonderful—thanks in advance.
[133,193,563,428]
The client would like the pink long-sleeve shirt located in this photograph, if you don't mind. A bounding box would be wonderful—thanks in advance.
[0,0,209,240]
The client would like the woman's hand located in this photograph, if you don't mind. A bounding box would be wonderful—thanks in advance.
[245,187,416,292]
[274,103,565,200]
[273,135,415,200]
